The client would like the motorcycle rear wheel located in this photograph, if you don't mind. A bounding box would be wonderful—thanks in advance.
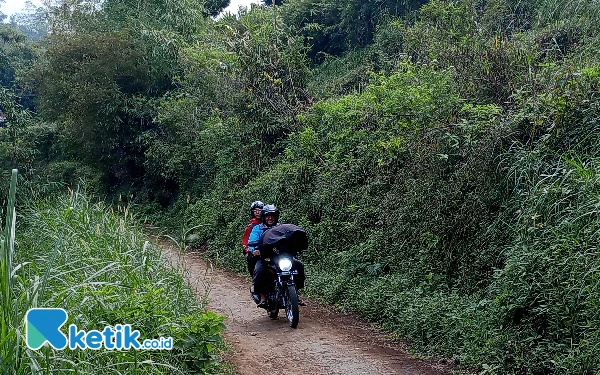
[284,284,300,328]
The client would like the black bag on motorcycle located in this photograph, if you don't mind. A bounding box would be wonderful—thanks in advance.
[258,224,308,257]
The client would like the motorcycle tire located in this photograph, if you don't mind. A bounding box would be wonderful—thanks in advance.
[284,284,300,328]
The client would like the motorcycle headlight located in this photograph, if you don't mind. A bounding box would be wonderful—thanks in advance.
[278,258,293,272]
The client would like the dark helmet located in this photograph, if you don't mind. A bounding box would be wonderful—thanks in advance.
[250,200,265,217]
[261,204,280,224]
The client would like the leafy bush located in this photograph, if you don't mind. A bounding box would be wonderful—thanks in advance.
[178,52,600,374]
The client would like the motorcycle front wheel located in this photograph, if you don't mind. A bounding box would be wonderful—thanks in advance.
[284,284,299,328]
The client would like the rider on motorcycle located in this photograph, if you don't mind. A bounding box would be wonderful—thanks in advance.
[242,200,264,276]
[248,204,306,308]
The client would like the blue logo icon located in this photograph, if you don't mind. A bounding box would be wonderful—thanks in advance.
[26,308,68,350]
[25,308,172,351]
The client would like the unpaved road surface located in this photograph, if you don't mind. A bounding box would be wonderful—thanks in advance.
[163,245,453,375]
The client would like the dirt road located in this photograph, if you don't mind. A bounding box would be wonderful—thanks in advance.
[163,245,452,375]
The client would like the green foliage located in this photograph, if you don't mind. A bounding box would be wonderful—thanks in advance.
[36,29,160,157]
[280,0,427,61]
[142,5,311,209]
[489,159,600,372]
[204,0,230,17]
[32,0,211,201]
[483,66,600,371]
[11,0,600,373]
[1,185,225,374]
[246,64,506,292]
[173,36,600,373]
[0,23,41,109]
[0,88,56,178]
[0,170,19,374]
[9,1,48,41]
[221,7,310,121]
[399,0,519,102]
[307,49,373,98]
[177,60,508,298]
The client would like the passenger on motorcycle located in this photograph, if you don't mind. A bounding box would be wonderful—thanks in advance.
[248,204,306,308]
[242,200,264,276]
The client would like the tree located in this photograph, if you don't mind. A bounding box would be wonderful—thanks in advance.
[0,24,40,109]
[263,0,284,5]
[145,5,311,194]
[204,0,230,17]
[10,1,49,41]
[281,0,427,61]
[33,0,208,195]
[0,0,5,22]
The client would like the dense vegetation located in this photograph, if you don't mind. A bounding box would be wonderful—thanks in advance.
[2,0,600,373]
[0,171,226,374]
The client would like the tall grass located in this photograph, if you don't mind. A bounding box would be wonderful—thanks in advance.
[534,0,600,27]
[0,169,21,373]
[0,177,225,374]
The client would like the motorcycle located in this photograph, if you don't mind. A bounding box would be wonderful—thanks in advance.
[251,251,300,328]
[250,223,308,329]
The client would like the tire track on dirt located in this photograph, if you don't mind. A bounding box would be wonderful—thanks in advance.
[163,245,453,375]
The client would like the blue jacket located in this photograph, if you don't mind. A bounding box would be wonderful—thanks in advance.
[248,223,280,253]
